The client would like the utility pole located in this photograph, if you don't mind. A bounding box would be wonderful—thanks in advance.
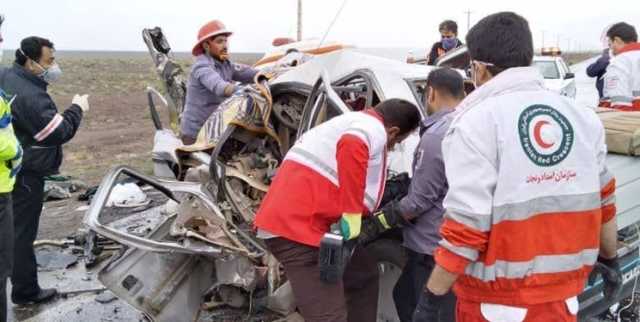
[464,10,473,32]
[541,30,546,50]
[297,0,302,41]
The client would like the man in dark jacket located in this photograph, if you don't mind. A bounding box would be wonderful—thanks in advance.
[362,68,464,322]
[0,36,89,305]
[586,48,610,98]
[426,20,464,65]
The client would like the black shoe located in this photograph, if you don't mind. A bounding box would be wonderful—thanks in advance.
[12,288,58,305]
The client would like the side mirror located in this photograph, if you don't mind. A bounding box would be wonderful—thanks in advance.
[565,72,575,79]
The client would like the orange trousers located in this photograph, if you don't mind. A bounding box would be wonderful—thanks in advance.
[455,299,578,322]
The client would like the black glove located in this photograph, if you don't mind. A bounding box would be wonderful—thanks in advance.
[359,201,407,245]
[412,288,448,322]
[594,256,623,301]
[380,172,410,206]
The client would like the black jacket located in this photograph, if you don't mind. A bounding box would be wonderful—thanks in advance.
[427,39,463,65]
[586,49,610,99]
[0,64,83,176]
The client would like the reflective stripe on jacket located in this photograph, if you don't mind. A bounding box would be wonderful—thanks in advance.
[434,67,616,306]
[254,109,388,247]
[600,43,640,111]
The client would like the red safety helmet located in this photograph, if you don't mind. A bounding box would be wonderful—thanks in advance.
[272,37,296,47]
[192,20,232,56]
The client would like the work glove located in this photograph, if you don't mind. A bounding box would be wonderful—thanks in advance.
[72,94,90,112]
[594,256,623,302]
[412,288,448,322]
[339,213,362,240]
[359,201,407,245]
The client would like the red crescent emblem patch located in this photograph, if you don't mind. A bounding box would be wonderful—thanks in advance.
[533,120,554,149]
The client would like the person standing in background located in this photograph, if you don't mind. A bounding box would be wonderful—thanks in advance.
[586,48,610,99]
[0,36,89,306]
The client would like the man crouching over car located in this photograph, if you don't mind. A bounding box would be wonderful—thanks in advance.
[254,99,421,322]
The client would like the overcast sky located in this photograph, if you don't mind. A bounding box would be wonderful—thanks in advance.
[1,0,638,53]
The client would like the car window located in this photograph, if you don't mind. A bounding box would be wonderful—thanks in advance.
[533,61,560,79]
[333,71,382,110]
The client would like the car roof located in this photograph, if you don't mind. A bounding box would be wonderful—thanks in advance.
[273,49,436,85]
[271,49,442,102]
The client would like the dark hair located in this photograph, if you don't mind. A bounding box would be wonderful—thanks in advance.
[285,48,300,54]
[15,36,55,66]
[0,15,4,28]
[427,67,465,99]
[607,22,638,43]
[439,20,458,34]
[374,99,420,135]
[466,12,533,76]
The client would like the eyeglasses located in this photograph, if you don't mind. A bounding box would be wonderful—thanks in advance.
[471,60,495,67]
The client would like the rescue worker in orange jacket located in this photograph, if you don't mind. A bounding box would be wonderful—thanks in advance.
[254,99,420,322]
[599,22,640,111]
[423,12,621,322]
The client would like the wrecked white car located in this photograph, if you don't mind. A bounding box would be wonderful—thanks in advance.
[84,27,436,322]
[83,28,640,322]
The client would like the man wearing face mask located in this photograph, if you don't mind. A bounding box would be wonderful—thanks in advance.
[180,19,259,145]
[425,12,619,321]
[360,68,464,322]
[0,14,25,321]
[0,36,89,305]
[254,99,420,322]
[425,20,463,66]
[599,22,639,111]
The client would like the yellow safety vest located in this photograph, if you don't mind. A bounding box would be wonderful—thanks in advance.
[0,94,22,193]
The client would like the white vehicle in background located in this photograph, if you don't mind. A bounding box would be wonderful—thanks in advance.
[533,55,577,98]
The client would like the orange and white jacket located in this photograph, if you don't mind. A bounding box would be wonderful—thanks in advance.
[254,109,388,247]
[434,66,616,306]
[600,43,640,111]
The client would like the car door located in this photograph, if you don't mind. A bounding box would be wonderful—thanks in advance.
[297,70,351,137]
[85,167,265,322]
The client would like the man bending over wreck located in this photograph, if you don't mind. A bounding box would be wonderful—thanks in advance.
[180,19,258,145]
[254,99,420,322]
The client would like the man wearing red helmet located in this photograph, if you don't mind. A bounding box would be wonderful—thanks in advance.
[181,20,259,145]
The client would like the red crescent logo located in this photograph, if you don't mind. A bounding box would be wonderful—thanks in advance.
[533,120,554,149]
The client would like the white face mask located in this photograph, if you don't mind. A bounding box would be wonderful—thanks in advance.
[33,60,62,83]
